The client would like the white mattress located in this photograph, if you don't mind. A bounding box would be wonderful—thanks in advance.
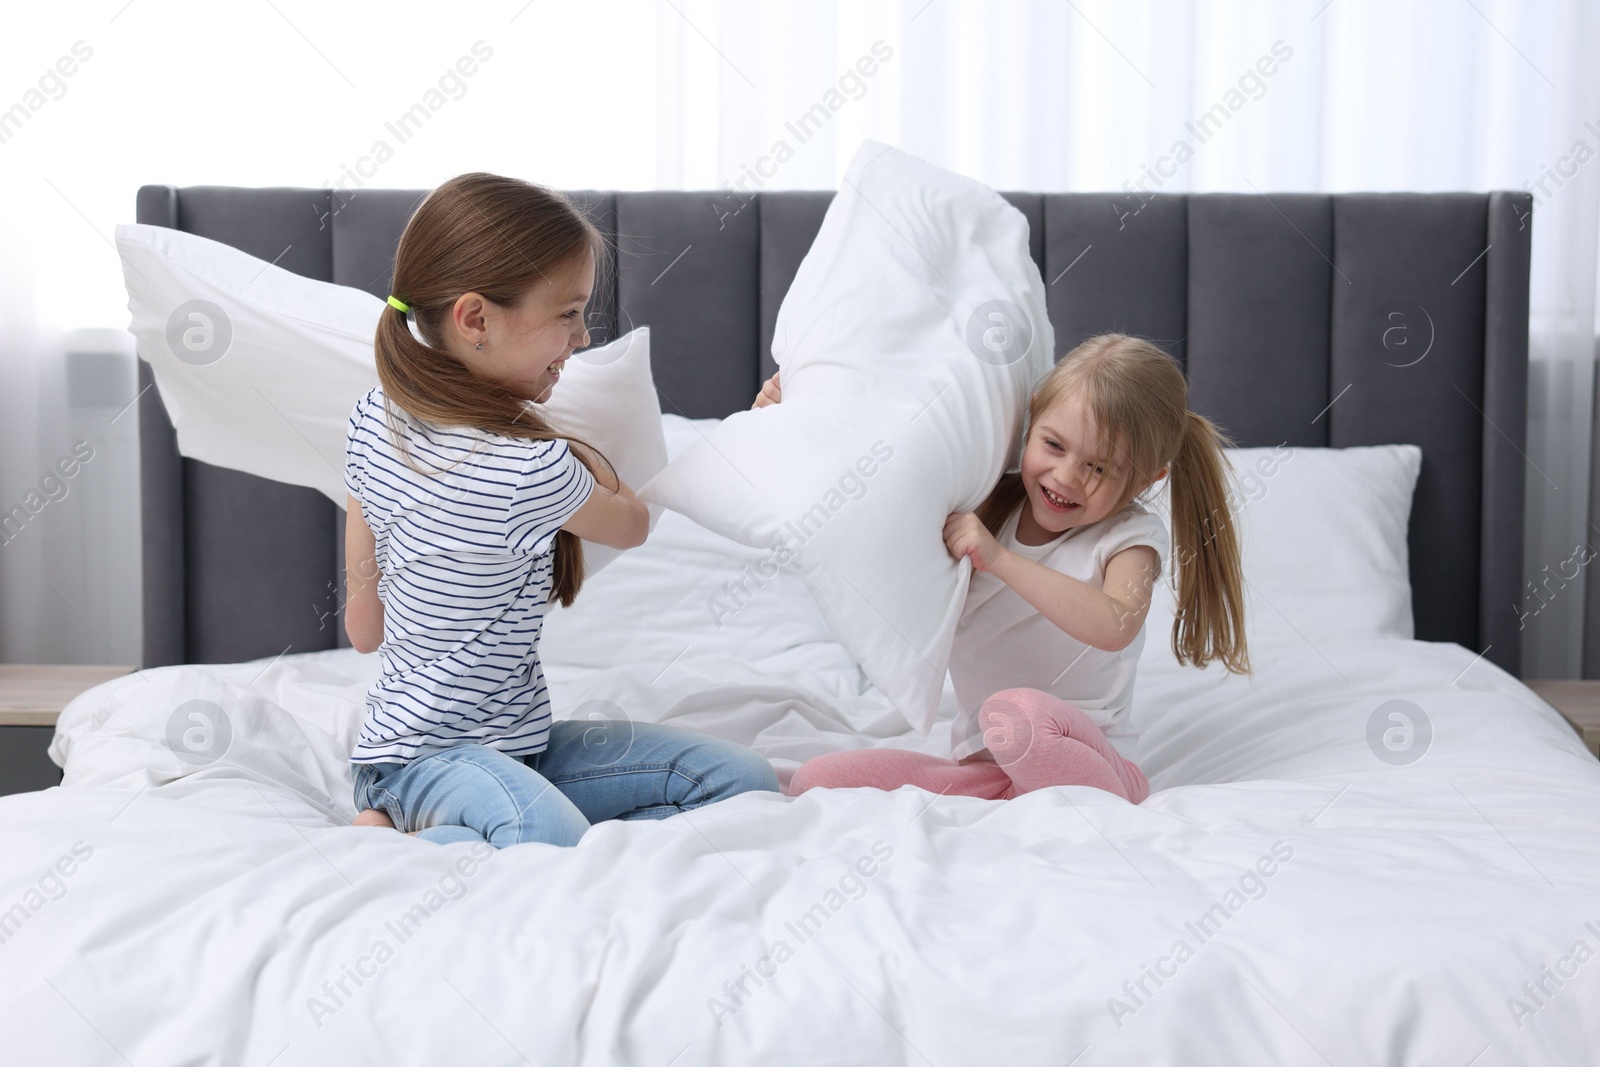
[5,508,1600,1065]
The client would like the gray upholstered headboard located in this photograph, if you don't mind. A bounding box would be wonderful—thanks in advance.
[133,185,1532,676]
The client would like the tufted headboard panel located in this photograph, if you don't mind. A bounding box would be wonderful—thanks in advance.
[133,184,1532,675]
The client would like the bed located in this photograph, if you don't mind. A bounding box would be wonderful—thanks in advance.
[4,184,1598,1066]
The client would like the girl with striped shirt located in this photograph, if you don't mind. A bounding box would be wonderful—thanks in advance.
[345,173,778,847]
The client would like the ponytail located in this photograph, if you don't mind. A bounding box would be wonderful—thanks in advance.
[1168,411,1250,674]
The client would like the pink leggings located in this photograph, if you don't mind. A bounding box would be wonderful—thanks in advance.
[787,688,1149,803]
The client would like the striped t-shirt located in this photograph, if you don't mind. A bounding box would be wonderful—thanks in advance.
[343,385,595,765]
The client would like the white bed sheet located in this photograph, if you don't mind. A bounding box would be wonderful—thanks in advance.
[6,437,1600,1065]
[8,633,1599,1066]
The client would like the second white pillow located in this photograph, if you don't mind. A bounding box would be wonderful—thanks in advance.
[640,141,1053,732]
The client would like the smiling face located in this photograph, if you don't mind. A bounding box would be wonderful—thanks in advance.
[445,248,594,403]
[1015,391,1158,547]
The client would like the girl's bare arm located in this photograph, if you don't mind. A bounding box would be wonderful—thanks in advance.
[945,512,1161,652]
[560,450,649,549]
[988,545,1161,652]
[344,494,384,654]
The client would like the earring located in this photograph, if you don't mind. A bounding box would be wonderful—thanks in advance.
[475,341,484,350]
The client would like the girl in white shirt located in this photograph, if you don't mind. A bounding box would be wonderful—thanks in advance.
[779,332,1252,803]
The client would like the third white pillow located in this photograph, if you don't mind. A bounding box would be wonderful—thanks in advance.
[1141,443,1422,659]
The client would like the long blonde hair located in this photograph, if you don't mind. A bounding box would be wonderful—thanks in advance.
[373,172,613,608]
[976,333,1250,673]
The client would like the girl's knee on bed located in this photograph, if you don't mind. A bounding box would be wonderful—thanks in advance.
[366,744,592,848]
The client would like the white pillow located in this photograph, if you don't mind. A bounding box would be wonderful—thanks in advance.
[113,223,665,573]
[639,141,1053,733]
[535,329,667,574]
[1141,443,1422,659]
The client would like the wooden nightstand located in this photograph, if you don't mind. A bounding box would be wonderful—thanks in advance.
[0,665,133,795]
[1526,680,1600,759]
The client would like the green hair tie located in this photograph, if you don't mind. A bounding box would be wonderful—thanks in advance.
[386,295,411,313]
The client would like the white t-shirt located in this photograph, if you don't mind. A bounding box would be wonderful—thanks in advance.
[947,500,1170,763]
[343,386,596,764]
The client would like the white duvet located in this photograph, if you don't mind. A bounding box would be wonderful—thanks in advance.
[5,473,1600,1066]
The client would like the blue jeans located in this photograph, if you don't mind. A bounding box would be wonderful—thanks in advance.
[352,719,779,848]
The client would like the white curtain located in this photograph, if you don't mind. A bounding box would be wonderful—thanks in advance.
[1,0,1596,675]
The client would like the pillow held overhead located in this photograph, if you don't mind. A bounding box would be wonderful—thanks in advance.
[640,140,1053,733]
[114,222,664,575]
